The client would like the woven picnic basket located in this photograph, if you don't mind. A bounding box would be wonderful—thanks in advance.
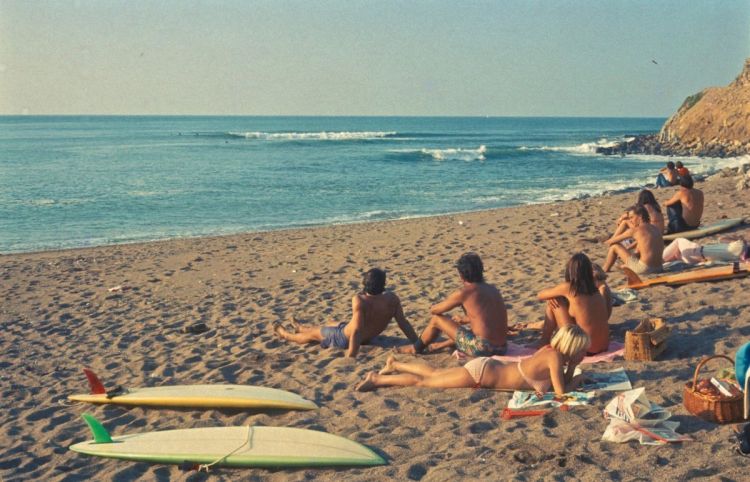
[625,317,670,361]
[683,355,745,424]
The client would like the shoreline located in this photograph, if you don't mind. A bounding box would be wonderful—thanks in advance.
[5,155,748,257]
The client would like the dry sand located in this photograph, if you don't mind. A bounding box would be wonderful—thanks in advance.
[1,173,749,481]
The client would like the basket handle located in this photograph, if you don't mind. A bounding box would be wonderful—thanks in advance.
[691,354,735,393]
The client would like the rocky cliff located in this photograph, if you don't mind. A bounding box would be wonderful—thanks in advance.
[598,59,750,157]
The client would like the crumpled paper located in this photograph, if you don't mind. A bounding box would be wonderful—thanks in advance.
[601,387,690,445]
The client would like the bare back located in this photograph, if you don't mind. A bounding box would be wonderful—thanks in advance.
[633,223,664,269]
[460,282,508,347]
[344,292,399,341]
[679,188,704,227]
[566,287,610,354]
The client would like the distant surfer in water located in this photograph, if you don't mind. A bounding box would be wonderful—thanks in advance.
[603,205,664,274]
[397,252,508,356]
[537,253,611,355]
[273,268,419,358]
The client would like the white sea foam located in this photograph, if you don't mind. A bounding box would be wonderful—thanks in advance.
[419,145,487,161]
[227,131,397,141]
[519,138,623,155]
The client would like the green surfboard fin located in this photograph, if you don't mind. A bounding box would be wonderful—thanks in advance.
[81,413,113,444]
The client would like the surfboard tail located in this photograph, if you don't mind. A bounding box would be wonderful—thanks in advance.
[81,413,113,444]
[83,368,106,395]
[621,267,643,288]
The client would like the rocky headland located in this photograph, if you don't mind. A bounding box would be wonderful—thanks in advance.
[598,58,750,158]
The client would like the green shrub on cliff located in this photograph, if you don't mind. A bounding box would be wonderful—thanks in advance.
[679,91,705,113]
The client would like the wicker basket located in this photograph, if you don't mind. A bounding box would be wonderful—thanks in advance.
[683,355,746,424]
[625,318,670,361]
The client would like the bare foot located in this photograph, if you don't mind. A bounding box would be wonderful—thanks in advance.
[379,355,397,375]
[396,344,417,355]
[355,372,378,392]
[426,339,455,353]
[289,316,302,333]
[272,322,288,339]
[515,320,544,331]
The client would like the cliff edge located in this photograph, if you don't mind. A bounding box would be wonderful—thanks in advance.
[598,59,750,157]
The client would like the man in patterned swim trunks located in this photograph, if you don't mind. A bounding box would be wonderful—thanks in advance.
[398,252,508,356]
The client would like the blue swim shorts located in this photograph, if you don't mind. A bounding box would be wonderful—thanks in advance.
[320,322,349,349]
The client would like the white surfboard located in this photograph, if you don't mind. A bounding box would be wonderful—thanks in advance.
[70,415,385,468]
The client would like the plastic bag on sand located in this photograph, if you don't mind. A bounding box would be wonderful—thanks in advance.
[602,388,689,445]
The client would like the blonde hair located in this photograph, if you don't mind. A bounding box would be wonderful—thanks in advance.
[551,324,590,358]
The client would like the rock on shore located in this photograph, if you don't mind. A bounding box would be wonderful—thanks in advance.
[598,58,750,158]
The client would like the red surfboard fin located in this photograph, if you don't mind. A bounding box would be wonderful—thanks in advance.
[83,368,106,395]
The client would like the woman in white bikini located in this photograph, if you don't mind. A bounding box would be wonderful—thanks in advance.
[355,324,589,397]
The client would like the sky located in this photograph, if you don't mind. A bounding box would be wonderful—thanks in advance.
[0,0,748,117]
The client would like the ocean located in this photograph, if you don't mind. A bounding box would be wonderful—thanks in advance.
[1,116,746,254]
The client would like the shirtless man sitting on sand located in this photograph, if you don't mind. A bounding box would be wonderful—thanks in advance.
[538,253,611,355]
[664,175,704,234]
[398,252,508,356]
[274,268,419,358]
[603,205,664,274]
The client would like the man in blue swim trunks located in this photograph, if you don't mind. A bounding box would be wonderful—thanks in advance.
[273,268,419,358]
[398,252,508,356]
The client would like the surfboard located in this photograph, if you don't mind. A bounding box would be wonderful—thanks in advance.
[68,369,317,410]
[70,414,385,468]
[663,218,745,241]
[623,263,750,290]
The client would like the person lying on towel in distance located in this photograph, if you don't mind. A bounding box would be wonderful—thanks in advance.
[273,268,419,358]
[398,252,508,356]
[663,237,748,264]
[603,205,664,275]
[537,253,611,355]
[356,324,589,396]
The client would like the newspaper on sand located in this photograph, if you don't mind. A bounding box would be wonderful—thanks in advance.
[602,387,690,445]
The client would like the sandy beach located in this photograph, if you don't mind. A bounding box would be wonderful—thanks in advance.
[1,171,749,481]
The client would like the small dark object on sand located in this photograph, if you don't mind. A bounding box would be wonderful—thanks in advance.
[737,423,750,456]
[183,322,209,334]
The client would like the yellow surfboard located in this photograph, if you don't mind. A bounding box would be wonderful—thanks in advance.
[69,369,317,410]
[623,263,750,290]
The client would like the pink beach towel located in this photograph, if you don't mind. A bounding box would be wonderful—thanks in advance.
[452,341,625,364]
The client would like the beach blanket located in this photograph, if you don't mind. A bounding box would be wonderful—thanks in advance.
[579,367,632,391]
[453,341,624,363]
[507,390,593,409]
[611,288,638,306]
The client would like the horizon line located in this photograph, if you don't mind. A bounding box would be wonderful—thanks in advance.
[0,114,668,119]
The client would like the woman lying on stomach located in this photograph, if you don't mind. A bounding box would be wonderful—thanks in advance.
[355,324,589,397]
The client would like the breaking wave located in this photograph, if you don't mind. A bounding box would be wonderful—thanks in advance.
[227,131,397,141]
[519,138,628,155]
[418,145,487,161]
